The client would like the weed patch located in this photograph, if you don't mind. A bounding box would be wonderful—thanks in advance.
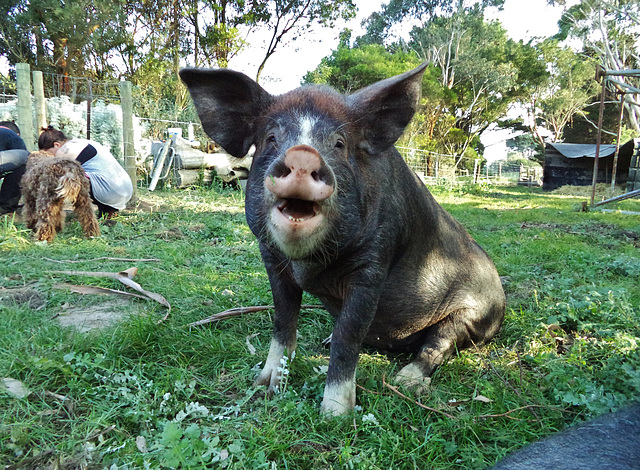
[0,184,638,468]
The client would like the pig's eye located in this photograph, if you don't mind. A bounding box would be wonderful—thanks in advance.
[266,134,277,144]
[335,139,345,150]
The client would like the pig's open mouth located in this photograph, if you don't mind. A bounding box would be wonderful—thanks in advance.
[276,198,320,222]
[268,197,328,256]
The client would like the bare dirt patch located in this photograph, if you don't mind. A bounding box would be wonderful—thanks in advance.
[55,298,137,333]
[0,286,46,309]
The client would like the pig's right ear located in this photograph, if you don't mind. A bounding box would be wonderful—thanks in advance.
[347,62,428,155]
[179,68,273,158]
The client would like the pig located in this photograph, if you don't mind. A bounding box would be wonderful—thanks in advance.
[490,404,640,469]
[179,63,506,415]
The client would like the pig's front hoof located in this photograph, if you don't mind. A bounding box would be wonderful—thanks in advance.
[320,381,355,416]
[395,363,432,393]
[253,368,282,395]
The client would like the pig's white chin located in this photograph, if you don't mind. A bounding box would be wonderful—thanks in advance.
[268,204,327,259]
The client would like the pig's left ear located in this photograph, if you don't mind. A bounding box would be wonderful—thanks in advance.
[179,68,273,158]
[347,62,428,155]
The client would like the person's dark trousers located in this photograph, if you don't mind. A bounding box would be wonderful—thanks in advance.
[0,148,29,214]
[0,164,26,214]
[88,185,118,218]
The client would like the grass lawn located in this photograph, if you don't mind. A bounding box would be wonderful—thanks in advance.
[1,182,638,469]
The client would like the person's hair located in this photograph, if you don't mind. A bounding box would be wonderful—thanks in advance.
[0,120,20,135]
[38,125,67,150]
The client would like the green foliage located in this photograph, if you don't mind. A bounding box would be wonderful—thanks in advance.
[0,0,128,77]
[302,44,420,92]
[553,0,640,134]
[310,6,562,166]
[358,0,506,46]
[0,184,638,468]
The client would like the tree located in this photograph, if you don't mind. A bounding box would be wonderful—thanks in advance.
[253,0,356,82]
[181,0,270,68]
[0,0,128,78]
[512,39,598,152]
[358,0,506,46]
[302,41,420,92]
[406,9,537,166]
[553,0,640,132]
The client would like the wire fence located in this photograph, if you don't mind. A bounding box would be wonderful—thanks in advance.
[0,69,545,187]
[42,72,122,102]
[397,146,542,186]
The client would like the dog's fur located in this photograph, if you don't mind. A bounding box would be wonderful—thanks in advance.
[21,151,100,242]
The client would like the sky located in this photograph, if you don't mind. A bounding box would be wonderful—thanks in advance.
[225,0,574,161]
[1,0,572,159]
[230,0,571,96]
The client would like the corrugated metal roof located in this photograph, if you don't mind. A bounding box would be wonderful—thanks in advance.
[547,140,634,159]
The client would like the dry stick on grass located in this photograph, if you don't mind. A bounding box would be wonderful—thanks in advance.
[380,376,547,422]
[6,450,55,470]
[85,424,117,442]
[381,375,457,420]
[44,257,161,263]
[189,304,324,327]
[356,383,382,395]
[481,345,540,421]
[50,267,171,323]
[476,404,549,421]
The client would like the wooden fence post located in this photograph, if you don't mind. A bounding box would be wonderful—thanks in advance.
[119,80,137,206]
[16,63,36,151]
[32,71,47,134]
[86,79,92,140]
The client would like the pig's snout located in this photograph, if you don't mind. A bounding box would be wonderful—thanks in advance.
[266,145,335,203]
[264,145,335,257]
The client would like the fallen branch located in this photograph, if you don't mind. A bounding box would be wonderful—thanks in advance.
[382,375,457,420]
[6,450,54,470]
[50,267,171,322]
[482,350,539,420]
[476,405,548,421]
[44,257,160,263]
[85,424,116,442]
[54,283,151,302]
[356,383,382,395]
[189,304,324,327]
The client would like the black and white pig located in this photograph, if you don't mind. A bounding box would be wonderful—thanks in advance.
[180,63,506,415]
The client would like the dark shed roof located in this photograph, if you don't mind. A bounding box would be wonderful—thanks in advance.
[547,141,635,159]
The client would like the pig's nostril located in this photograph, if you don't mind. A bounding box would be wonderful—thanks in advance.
[271,161,291,178]
[311,171,320,181]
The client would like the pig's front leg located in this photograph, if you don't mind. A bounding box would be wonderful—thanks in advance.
[254,257,302,394]
[320,286,380,416]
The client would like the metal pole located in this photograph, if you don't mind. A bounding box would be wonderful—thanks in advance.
[590,77,607,207]
[120,80,137,205]
[610,93,625,191]
[86,79,92,140]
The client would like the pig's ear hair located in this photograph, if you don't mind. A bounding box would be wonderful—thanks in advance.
[348,62,428,155]
[179,68,273,158]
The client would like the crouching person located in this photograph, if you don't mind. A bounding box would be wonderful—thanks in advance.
[0,121,29,215]
[38,126,133,218]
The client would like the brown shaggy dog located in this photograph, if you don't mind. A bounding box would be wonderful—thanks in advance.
[21,151,100,242]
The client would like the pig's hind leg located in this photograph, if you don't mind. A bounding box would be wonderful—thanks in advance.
[395,307,503,388]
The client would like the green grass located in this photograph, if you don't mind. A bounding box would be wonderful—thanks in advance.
[1,183,639,469]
